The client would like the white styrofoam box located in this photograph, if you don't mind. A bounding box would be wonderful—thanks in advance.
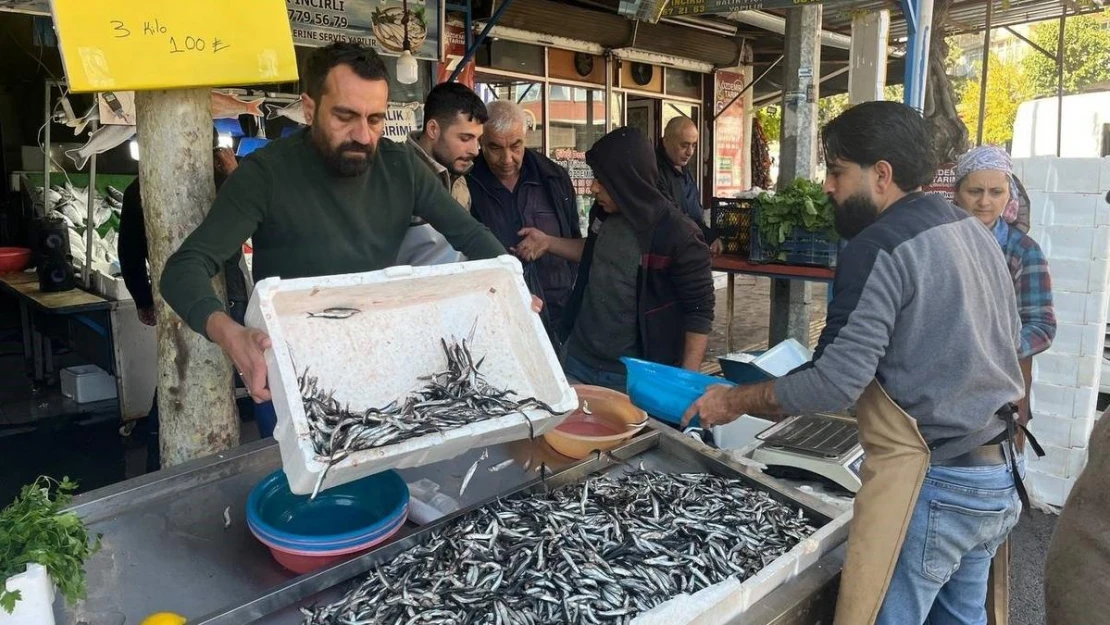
[1096,198,1110,227]
[1070,415,1096,448]
[1029,382,1077,418]
[1073,386,1099,420]
[712,415,775,450]
[1054,159,1105,194]
[0,563,55,625]
[1093,227,1110,261]
[1041,226,1096,261]
[1028,414,1077,449]
[1046,258,1093,294]
[1017,157,1054,193]
[1025,468,1075,509]
[1048,322,1106,358]
[1092,259,1110,293]
[1030,444,1089,479]
[632,507,852,624]
[1032,352,1091,387]
[1078,354,1101,388]
[60,365,117,403]
[1100,157,1110,191]
[245,257,578,495]
[1040,193,1102,228]
[1088,290,1109,325]
[1051,291,1090,324]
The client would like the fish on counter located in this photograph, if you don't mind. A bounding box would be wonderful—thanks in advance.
[65,124,136,170]
[266,100,306,126]
[302,470,816,624]
[212,91,265,120]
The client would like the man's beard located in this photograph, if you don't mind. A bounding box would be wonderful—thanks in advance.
[432,142,472,177]
[311,123,374,177]
[832,191,881,240]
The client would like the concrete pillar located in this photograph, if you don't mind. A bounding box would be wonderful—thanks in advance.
[770,5,822,346]
[741,54,755,189]
[136,89,240,467]
[848,10,890,105]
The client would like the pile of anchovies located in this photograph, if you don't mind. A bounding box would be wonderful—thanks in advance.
[301,470,815,625]
[301,337,557,461]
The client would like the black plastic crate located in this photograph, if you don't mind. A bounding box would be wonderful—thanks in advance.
[710,197,754,257]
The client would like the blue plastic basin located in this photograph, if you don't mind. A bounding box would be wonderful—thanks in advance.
[621,357,736,426]
[246,469,409,552]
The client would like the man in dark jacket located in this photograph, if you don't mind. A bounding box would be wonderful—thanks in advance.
[468,100,581,338]
[515,127,715,391]
[656,116,719,253]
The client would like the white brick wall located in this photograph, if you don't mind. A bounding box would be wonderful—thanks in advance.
[1018,157,1110,509]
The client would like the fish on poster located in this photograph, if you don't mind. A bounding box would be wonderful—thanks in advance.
[267,100,307,126]
[211,91,265,120]
[65,124,136,170]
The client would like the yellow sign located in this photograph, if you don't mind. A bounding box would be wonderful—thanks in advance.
[50,0,298,93]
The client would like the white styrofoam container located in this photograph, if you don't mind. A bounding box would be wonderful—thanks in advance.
[245,256,578,495]
[712,414,775,450]
[60,365,117,403]
[0,564,55,625]
[631,506,852,624]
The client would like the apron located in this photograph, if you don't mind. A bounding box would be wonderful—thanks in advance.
[833,380,931,625]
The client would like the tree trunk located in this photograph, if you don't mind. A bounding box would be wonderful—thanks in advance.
[135,89,239,467]
[923,0,970,166]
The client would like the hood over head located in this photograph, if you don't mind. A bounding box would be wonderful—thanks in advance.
[586,127,673,233]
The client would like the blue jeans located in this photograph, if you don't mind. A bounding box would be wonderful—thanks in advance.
[875,456,1023,625]
[563,354,627,392]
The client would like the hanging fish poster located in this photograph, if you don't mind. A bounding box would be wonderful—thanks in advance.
[285,0,441,61]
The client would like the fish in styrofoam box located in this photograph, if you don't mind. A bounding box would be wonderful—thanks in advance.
[245,256,579,495]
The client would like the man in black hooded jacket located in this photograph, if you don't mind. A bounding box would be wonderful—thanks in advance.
[514,127,715,391]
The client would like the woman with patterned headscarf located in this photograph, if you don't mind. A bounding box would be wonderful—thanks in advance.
[954,146,1055,379]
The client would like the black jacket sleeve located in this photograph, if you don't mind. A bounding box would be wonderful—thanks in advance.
[670,221,715,334]
[117,180,154,309]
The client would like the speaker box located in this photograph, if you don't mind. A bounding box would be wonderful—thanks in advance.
[34,217,76,292]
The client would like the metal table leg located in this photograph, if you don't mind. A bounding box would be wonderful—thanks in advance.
[19,301,32,369]
[725,273,735,353]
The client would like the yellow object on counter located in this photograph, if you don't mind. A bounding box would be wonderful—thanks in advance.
[141,613,187,625]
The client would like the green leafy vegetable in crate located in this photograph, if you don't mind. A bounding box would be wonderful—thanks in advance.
[0,476,101,613]
[755,178,837,259]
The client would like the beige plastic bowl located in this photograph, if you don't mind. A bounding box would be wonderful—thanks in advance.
[543,385,647,459]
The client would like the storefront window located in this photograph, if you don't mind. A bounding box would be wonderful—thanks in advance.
[665,68,702,99]
[475,76,545,149]
[547,84,605,230]
[476,40,545,76]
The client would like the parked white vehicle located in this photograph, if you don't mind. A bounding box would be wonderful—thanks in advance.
[1012,91,1110,158]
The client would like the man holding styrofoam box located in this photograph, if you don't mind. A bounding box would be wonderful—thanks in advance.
[160,43,537,432]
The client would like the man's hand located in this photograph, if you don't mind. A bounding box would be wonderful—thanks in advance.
[137,306,157,327]
[709,239,723,255]
[531,295,544,314]
[513,227,550,262]
[681,381,785,429]
[207,312,272,403]
[681,384,739,428]
[214,148,238,177]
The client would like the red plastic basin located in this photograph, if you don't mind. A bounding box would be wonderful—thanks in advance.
[0,247,32,274]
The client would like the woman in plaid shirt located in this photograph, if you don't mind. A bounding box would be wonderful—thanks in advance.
[954,146,1056,421]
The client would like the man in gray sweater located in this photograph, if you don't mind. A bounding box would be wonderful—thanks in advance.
[684,102,1024,624]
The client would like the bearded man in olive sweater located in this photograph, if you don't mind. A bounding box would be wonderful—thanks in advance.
[160,43,506,402]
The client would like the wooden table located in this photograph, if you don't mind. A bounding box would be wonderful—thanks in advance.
[712,255,836,353]
[0,270,115,384]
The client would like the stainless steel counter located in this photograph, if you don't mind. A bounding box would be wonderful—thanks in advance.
[56,427,843,625]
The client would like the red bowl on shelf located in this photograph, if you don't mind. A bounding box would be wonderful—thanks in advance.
[0,247,32,273]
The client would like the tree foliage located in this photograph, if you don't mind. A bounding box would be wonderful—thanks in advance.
[1023,12,1110,97]
[957,55,1036,146]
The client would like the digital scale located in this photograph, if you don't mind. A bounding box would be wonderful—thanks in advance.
[750,413,865,493]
